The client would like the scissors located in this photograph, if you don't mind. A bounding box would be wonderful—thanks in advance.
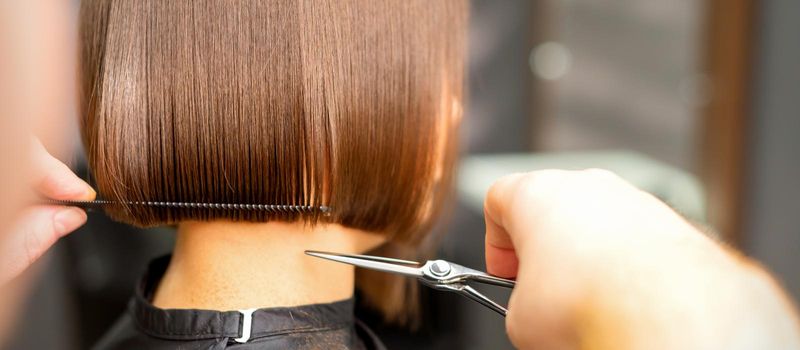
[305,250,516,316]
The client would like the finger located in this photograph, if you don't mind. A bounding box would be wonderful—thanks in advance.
[484,173,526,278]
[1,205,87,284]
[485,230,519,278]
[30,138,95,201]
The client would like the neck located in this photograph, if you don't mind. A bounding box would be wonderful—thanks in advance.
[152,221,384,311]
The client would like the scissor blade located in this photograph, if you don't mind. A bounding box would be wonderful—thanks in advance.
[305,251,424,278]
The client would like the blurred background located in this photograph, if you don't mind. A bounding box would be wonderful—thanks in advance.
[4,0,799,349]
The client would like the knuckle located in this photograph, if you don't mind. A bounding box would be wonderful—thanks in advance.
[518,176,543,198]
[487,173,526,201]
[578,168,630,191]
[517,170,565,197]
[581,168,619,181]
[492,172,526,190]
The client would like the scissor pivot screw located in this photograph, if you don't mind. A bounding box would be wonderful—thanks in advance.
[430,260,452,277]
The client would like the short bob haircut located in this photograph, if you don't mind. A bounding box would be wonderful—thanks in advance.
[79,0,466,323]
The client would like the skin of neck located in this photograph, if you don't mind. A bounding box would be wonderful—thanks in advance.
[152,220,385,311]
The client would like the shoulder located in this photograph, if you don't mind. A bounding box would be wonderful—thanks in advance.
[91,311,222,350]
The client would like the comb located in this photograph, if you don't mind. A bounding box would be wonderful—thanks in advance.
[45,199,332,214]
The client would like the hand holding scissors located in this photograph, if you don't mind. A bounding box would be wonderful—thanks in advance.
[305,250,515,316]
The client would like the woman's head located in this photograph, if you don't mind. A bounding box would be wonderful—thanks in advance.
[79,0,466,322]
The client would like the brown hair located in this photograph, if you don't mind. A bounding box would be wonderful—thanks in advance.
[79,0,466,323]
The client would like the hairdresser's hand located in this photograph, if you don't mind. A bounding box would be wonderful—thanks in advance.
[484,169,800,350]
[0,139,95,285]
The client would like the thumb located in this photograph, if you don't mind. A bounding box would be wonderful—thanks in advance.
[30,137,95,201]
[483,173,528,278]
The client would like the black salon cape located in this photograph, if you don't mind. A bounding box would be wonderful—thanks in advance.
[93,256,386,350]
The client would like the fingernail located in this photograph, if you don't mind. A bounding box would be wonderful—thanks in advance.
[82,186,97,201]
[56,177,95,200]
[71,179,95,200]
[54,208,88,236]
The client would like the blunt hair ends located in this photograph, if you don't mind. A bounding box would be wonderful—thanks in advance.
[79,0,467,324]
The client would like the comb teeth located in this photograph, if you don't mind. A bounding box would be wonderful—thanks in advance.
[45,199,332,214]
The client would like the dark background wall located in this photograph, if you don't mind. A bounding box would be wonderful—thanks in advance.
[742,0,800,303]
